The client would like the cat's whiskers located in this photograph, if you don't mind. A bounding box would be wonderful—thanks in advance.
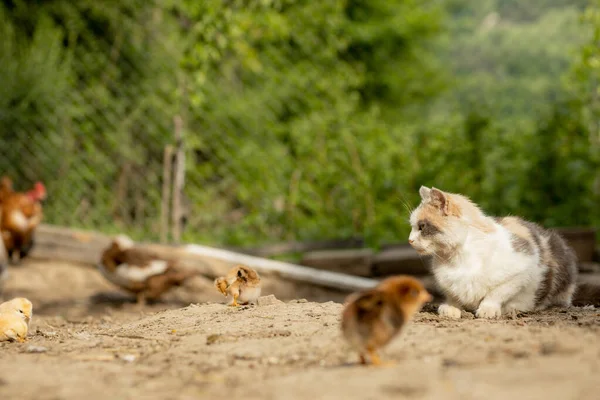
[399,196,414,218]
[410,185,579,319]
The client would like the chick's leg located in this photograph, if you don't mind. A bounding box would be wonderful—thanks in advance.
[367,348,395,368]
[135,292,147,309]
[368,348,382,365]
[228,282,241,307]
[5,330,26,343]
[19,231,35,260]
[359,353,368,365]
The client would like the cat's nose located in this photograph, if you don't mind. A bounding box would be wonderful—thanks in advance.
[408,239,414,244]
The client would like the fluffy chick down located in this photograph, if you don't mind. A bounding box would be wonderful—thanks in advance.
[0,297,33,343]
[214,265,261,306]
[341,276,431,366]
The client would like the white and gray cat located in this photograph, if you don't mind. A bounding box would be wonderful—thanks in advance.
[408,186,578,319]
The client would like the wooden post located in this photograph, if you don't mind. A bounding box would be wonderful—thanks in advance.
[171,115,185,244]
[160,145,173,243]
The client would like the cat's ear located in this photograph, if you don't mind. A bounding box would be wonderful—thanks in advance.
[430,187,449,215]
[419,186,431,201]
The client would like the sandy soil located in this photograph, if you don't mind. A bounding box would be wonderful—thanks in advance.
[1,259,600,400]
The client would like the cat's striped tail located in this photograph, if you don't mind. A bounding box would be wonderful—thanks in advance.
[572,282,600,307]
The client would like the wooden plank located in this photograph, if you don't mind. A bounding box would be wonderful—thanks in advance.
[300,249,373,277]
[554,227,597,263]
[371,247,431,276]
[160,145,174,243]
[230,237,365,258]
[171,115,186,244]
[29,224,377,293]
[29,225,111,266]
[180,244,377,292]
[379,242,413,251]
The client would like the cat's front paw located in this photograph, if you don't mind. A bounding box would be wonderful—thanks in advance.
[476,303,502,319]
[438,303,462,319]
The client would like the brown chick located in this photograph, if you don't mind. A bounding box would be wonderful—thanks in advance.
[97,235,200,307]
[0,297,33,324]
[341,276,432,366]
[0,297,33,342]
[213,265,261,307]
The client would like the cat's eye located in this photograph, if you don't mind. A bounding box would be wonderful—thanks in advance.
[418,222,425,231]
[237,270,243,277]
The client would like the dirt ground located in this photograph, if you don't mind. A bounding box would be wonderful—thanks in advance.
[1,259,600,400]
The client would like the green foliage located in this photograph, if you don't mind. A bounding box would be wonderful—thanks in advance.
[175,0,445,245]
[0,6,72,182]
[0,1,182,239]
[0,0,598,247]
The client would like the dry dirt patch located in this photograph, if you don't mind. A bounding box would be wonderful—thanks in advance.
[1,260,599,400]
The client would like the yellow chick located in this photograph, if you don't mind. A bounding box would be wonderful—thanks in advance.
[0,297,33,343]
[214,265,261,307]
[0,297,33,325]
[341,276,431,366]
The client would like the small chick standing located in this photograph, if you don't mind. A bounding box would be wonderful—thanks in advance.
[0,297,33,343]
[214,265,261,306]
[341,276,432,366]
[98,235,199,307]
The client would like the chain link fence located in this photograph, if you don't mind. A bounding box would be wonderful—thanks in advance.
[0,3,365,249]
[0,7,231,246]
[3,2,597,250]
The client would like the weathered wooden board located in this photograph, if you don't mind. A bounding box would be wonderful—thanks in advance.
[379,242,414,252]
[229,237,365,258]
[180,244,377,292]
[554,227,597,263]
[300,249,373,277]
[371,247,431,276]
[29,224,111,266]
[28,224,378,293]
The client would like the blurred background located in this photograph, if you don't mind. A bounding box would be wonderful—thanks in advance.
[1,0,599,253]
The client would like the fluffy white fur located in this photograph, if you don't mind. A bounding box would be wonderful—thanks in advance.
[409,187,549,319]
[227,286,261,306]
